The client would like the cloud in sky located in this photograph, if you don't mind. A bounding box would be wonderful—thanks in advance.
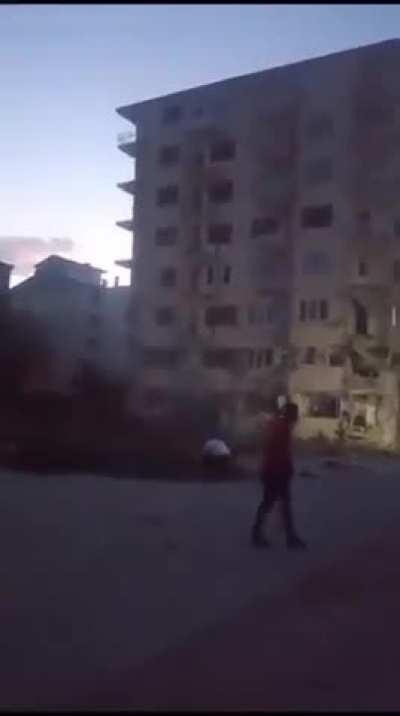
[0,236,75,277]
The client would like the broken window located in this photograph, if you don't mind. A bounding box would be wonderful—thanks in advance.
[162,105,182,125]
[160,267,177,288]
[305,113,334,142]
[155,226,178,246]
[157,185,179,207]
[307,393,339,418]
[301,204,333,229]
[304,157,333,185]
[155,307,176,326]
[205,305,238,327]
[203,349,235,369]
[210,140,236,162]
[353,299,368,335]
[304,347,316,365]
[143,348,179,369]
[208,223,233,244]
[329,349,345,367]
[208,180,233,203]
[358,260,368,277]
[158,145,180,166]
[251,217,279,238]
[393,260,400,283]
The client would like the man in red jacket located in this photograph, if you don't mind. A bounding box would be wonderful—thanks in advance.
[251,401,307,550]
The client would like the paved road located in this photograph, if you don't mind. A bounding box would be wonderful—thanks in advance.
[0,459,399,709]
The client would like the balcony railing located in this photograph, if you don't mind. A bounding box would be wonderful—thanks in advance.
[117,129,136,145]
[117,180,136,195]
[117,130,137,158]
[116,219,134,232]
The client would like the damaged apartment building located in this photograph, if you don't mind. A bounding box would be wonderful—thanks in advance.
[116,38,400,448]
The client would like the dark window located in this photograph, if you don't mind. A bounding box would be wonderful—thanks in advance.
[157,185,179,207]
[155,307,176,325]
[301,204,333,229]
[305,113,333,141]
[208,223,232,244]
[357,210,371,225]
[205,305,238,327]
[206,266,213,285]
[305,157,333,185]
[320,300,329,320]
[358,260,368,277]
[264,349,273,366]
[391,352,400,367]
[394,260,400,283]
[158,145,180,166]
[210,140,236,162]
[299,300,306,321]
[304,347,317,365]
[308,393,338,418]
[394,220,400,237]
[256,351,263,369]
[208,180,233,203]
[203,349,235,369]
[308,300,317,320]
[329,350,345,367]
[251,217,279,238]
[143,348,179,369]
[223,266,231,284]
[353,299,368,336]
[160,267,177,288]
[155,226,178,246]
[162,105,182,125]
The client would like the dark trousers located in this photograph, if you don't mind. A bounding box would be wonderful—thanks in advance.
[252,476,297,542]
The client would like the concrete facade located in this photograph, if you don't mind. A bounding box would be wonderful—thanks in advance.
[116,39,400,447]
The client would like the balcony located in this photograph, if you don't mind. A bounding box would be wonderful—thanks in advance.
[115,258,133,269]
[116,219,134,232]
[117,179,136,195]
[117,130,137,158]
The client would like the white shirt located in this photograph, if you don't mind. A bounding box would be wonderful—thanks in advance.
[203,439,231,458]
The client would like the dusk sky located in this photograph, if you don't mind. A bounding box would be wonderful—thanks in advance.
[1,4,399,285]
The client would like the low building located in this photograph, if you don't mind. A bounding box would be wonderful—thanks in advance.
[10,256,137,398]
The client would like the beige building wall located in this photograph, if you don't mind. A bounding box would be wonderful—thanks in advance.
[117,39,400,445]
